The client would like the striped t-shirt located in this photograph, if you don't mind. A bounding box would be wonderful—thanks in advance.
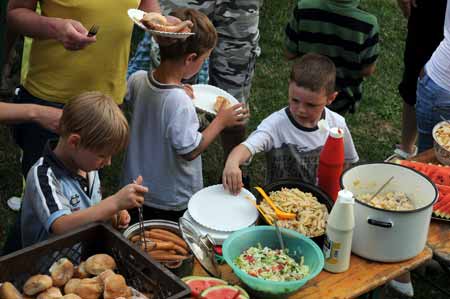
[285,0,379,107]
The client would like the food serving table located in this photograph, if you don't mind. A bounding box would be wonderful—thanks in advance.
[193,247,432,299]
[192,149,450,298]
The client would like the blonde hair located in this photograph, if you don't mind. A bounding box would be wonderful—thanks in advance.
[159,8,218,61]
[290,53,336,95]
[59,91,129,155]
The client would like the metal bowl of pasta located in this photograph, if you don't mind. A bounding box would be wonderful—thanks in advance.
[255,179,333,247]
[433,120,450,165]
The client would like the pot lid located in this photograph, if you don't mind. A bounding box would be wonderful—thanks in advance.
[179,217,221,277]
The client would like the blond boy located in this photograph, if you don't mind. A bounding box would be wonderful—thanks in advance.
[21,92,147,247]
[122,8,248,218]
[223,53,359,195]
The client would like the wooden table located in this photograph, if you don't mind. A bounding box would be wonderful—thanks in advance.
[193,149,450,298]
[193,247,432,298]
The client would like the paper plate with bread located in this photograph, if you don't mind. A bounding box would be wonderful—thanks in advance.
[128,9,195,38]
[192,84,240,115]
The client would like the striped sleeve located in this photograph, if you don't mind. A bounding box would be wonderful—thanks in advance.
[31,162,71,232]
[284,3,300,55]
[360,20,380,67]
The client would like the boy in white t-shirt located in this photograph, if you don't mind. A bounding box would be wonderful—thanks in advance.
[122,8,248,220]
[223,53,359,195]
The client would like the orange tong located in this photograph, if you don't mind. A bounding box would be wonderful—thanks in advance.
[254,186,296,220]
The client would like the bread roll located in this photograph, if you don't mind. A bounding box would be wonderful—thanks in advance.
[103,274,132,299]
[97,270,115,284]
[74,278,103,299]
[0,282,22,299]
[23,275,52,296]
[63,279,80,295]
[84,254,116,275]
[49,258,74,287]
[36,287,62,299]
[61,295,81,299]
[73,262,90,279]
[213,96,231,112]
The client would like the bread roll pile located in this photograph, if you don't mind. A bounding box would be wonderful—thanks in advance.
[129,228,190,269]
[0,254,142,299]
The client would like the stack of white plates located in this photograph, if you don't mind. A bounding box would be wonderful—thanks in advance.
[182,184,259,245]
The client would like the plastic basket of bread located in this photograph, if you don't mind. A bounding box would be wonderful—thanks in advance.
[0,223,190,299]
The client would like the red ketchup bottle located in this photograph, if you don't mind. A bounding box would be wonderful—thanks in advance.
[317,127,344,202]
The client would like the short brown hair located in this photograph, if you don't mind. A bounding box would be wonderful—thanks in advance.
[159,8,217,61]
[59,91,129,155]
[290,53,336,95]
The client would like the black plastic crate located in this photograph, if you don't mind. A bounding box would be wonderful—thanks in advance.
[0,223,190,299]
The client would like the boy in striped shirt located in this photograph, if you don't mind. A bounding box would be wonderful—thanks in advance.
[285,0,379,114]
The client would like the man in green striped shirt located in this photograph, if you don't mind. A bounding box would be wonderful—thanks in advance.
[285,0,379,114]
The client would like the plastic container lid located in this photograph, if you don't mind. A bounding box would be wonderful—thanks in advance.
[329,127,344,138]
[337,190,354,204]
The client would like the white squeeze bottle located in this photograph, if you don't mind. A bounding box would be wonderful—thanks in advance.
[323,189,355,273]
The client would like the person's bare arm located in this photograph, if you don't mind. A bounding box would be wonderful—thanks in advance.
[222,144,253,195]
[51,177,147,235]
[8,0,95,50]
[361,63,376,78]
[0,102,62,132]
[397,0,417,19]
[182,104,249,161]
[139,0,161,13]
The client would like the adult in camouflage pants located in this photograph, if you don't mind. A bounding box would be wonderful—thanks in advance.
[161,0,262,161]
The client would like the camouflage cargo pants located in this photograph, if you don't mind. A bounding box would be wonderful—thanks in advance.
[162,0,262,103]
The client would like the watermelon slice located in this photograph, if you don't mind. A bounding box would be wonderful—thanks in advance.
[182,276,228,297]
[398,160,450,185]
[199,285,246,299]
[233,286,249,299]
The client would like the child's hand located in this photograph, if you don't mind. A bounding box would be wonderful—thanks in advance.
[183,84,194,99]
[114,176,148,210]
[216,103,249,128]
[117,210,131,229]
[222,160,244,195]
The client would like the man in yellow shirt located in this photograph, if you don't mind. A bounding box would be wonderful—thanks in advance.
[6,0,161,178]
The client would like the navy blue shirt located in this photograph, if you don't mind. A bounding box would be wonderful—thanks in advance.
[21,141,102,247]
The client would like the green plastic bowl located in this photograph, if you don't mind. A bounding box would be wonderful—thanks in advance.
[222,226,324,298]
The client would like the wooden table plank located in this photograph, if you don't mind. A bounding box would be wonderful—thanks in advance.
[193,247,432,299]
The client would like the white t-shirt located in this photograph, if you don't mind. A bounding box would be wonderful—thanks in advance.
[122,71,203,211]
[242,107,359,184]
[426,0,450,91]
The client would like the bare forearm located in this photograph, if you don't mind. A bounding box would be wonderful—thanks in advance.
[183,118,225,161]
[0,103,37,124]
[51,197,118,234]
[139,0,161,13]
[227,144,252,167]
[8,7,63,39]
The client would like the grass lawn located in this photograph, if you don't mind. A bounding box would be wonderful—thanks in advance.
[0,0,449,298]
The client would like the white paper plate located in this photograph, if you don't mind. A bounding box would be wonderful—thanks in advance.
[182,211,231,245]
[192,84,240,115]
[188,184,258,232]
[128,9,195,38]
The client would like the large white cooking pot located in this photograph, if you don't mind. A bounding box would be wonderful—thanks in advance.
[340,162,437,262]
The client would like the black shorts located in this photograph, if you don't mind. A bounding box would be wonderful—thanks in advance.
[398,0,447,106]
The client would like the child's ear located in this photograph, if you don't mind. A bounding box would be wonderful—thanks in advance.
[185,53,198,64]
[326,91,338,105]
[67,133,81,149]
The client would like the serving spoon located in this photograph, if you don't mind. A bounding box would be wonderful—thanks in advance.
[254,186,296,220]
